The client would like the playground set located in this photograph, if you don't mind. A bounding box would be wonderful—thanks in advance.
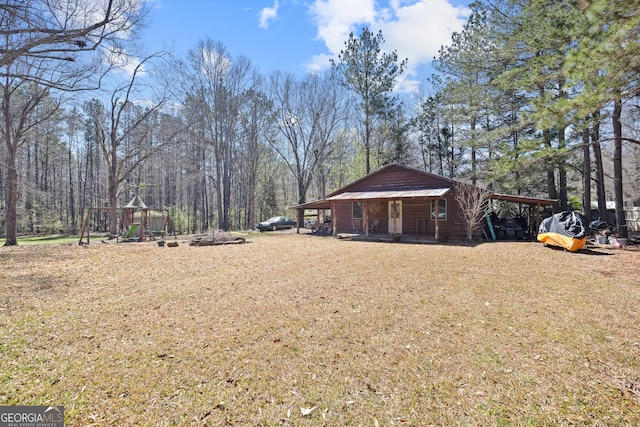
[78,196,169,245]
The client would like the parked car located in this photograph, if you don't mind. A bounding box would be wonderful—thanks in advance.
[256,216,296,231]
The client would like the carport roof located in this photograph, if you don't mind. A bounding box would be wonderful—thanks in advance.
[491,193,557,206]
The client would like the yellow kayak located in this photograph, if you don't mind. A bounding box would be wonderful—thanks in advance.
[537,232,587,252]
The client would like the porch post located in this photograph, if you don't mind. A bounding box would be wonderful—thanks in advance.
[331,202,337,237]
[364,201,369,236]
[434,198,440,241]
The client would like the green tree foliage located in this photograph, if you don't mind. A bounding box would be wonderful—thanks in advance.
[331,27,407,174]
[435,4,497,185]
[564,0,640,236]
[2,0,639,240]
[426,0,638,232]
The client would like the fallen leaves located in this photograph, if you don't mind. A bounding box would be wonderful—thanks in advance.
[1,237,640,425]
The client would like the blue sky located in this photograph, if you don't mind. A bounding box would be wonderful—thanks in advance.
[143,0,471,93]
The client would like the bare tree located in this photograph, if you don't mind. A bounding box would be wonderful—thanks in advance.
[1,0,146,88]
[84,54,173,235]
[1,0,147,245]
[184,39,258,231]
[2,80,59,245]
[454,181,493,242]
[268,71,346,218]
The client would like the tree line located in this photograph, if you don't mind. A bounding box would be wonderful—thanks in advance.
[1,0,639,245]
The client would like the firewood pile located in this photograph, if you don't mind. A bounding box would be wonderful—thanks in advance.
[189,232,248,246]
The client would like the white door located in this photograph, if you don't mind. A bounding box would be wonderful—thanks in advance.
[388,200,402,234]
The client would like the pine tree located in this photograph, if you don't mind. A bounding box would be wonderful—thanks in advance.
[331,27,407,174]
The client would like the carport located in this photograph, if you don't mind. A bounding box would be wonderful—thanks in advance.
[489,193,558,239]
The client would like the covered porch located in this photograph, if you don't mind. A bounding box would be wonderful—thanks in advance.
[294,188,452,241]
[294,190,557,242]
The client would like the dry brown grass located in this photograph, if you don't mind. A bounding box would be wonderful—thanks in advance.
[1,232,639,426]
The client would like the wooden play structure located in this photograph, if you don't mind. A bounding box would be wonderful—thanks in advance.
[79,195,169,244]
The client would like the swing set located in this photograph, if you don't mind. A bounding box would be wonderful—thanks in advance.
[78,196,169,245]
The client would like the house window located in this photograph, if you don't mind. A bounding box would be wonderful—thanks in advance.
[352,201,363,219]
[430,199,447,221]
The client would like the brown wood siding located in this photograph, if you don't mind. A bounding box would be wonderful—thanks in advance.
[402,200,431,235]
[329,165,483,240]
[333,192,481,240]
[334,202,362,233]
[403,196,468,240]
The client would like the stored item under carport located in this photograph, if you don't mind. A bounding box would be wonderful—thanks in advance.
[537,211,588,252]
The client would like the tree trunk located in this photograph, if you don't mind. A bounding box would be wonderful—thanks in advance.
[2,86,18,246]
[26,144,34,232]
[222,166,231,231]
[4,156,19,246]
[543,128,559,210]
[582,125,592,225]
[591,111,607,221]
[558,126,568,211]
[612,97,627,238]
[470,113,477,186]
[68,147,76,233]
[108,132,119,235]
[214,148,224,231]
[364,112,371,174]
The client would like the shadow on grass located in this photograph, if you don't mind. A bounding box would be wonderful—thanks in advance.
[577,248,616,256]
[540,244,616,256]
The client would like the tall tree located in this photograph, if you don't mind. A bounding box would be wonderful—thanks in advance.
[378,102,411,165]
[237,85,272,229]
[185,39,257,231]
[414,85,449,175]
[331,27,406,174]
[85,54,172,235]
[435,4,496,185]
[268,70,346,224]
[1,81,59,245]
[492,0,582,210]
[64,107,83,233]
[565,0,640,237]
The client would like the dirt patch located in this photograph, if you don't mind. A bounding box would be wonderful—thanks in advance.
[1,234,639,425]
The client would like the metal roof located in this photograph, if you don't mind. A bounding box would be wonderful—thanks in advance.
[124,195,147,209]
[291,187,557,211]
[326,188,450,201]
[490,193,557,206]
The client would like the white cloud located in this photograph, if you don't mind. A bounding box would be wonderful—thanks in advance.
[259,0,280,29]
[306,0,470,92]
[309,0,376,53]
[303,52,335,73]
[382,0,469,72]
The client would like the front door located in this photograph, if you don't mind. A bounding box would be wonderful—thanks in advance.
[388,200,402,234]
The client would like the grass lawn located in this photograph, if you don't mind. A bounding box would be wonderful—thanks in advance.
[0,234,87,246]
[1,232,639,426]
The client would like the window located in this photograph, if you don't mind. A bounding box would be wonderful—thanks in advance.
[389,201,401,218]
[352,201,363,219]
[430,199,447,220]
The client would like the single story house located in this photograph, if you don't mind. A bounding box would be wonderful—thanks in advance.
[292,163,557,241]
